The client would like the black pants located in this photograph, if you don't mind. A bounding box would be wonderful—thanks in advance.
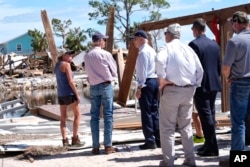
[194,88,218,151]
[138,78,160,145]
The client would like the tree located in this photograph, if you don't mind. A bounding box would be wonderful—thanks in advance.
[145,5,166,52]
[51,18,72,47]
[28,29,48,53]
[65,27,88,52]
[88,0,170,49]
[51,18,94,52]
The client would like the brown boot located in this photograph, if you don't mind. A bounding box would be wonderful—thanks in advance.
[62,138,69,147]
[104,146,118,154]
[92,148,100,155]
[71,135,85,147]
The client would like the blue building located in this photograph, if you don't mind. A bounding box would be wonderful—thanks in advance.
[0,32,34,56]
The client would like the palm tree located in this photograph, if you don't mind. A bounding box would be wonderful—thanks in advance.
[65,27,88,52]
[28,29,48,52]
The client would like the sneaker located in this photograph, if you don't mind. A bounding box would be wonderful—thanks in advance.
[71,135,85,147]
[62,138,69,147]
[193,135,205,143]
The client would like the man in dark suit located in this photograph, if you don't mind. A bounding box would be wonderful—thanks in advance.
[189,18,222,156]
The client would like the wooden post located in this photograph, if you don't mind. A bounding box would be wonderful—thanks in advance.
[220,19,233,112]
[99,6,115,119]
[41,10,57,68]
[117,42,138,107]
[116,49,125,86]
[105,6,115,53]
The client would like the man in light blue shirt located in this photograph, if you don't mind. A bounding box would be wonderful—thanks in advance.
[130,30,160,150]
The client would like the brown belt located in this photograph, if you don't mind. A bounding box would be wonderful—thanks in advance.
[101,81,111,85]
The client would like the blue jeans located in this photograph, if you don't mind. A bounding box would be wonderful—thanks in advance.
[89,83,114,148]
[230,78,250,151]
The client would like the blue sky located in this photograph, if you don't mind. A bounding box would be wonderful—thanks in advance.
[0,0,249,48]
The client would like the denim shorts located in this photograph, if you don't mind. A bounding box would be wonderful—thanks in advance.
[58,95,77,105]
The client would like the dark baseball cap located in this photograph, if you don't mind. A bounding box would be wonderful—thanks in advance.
[130,30,148,39]
[92,31,109,42]
[58,49,75,57]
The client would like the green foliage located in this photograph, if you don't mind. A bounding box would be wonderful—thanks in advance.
[51,18,94,52]
[65,27,87,52]
[28,29,48,52]
[88,0,170,48]
[51,18,72,47]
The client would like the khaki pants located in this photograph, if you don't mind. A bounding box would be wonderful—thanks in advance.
[159,86,196,166]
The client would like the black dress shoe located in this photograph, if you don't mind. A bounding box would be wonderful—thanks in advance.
[139,143,156,150]
[197,145,206,152]
[156,141,161,148]
[197,149,219,157]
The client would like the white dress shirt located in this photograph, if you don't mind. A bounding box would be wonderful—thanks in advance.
[156,39,203,87]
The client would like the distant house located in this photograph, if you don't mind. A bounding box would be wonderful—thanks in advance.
[0,32,34,56]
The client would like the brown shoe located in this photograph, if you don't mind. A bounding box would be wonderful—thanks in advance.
[92,148,100,155]
[104,146,118,154]
[62,138,69,147]
[71,135,85,147]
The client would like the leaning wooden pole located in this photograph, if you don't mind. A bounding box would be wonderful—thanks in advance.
[105,6,115,53]
[117,42,138,107]
[41,10,57,67]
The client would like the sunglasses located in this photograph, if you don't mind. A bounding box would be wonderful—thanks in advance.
[230,19,238,25]
[164,31,170,35]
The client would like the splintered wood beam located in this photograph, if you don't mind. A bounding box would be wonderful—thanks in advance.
[117,42,138,107]
[139,3,250,31]
[116,49,125,86]
[41,10,57,67]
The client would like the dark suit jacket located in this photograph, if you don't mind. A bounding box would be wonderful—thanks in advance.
[189,34,222,92]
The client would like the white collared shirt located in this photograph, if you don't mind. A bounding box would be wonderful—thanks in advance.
[156,39,203,86]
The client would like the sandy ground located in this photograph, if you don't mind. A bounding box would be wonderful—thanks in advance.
[0,102,231,167]
[0,133,232,167]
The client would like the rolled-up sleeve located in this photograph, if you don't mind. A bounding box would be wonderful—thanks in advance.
[107,54,117,78]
